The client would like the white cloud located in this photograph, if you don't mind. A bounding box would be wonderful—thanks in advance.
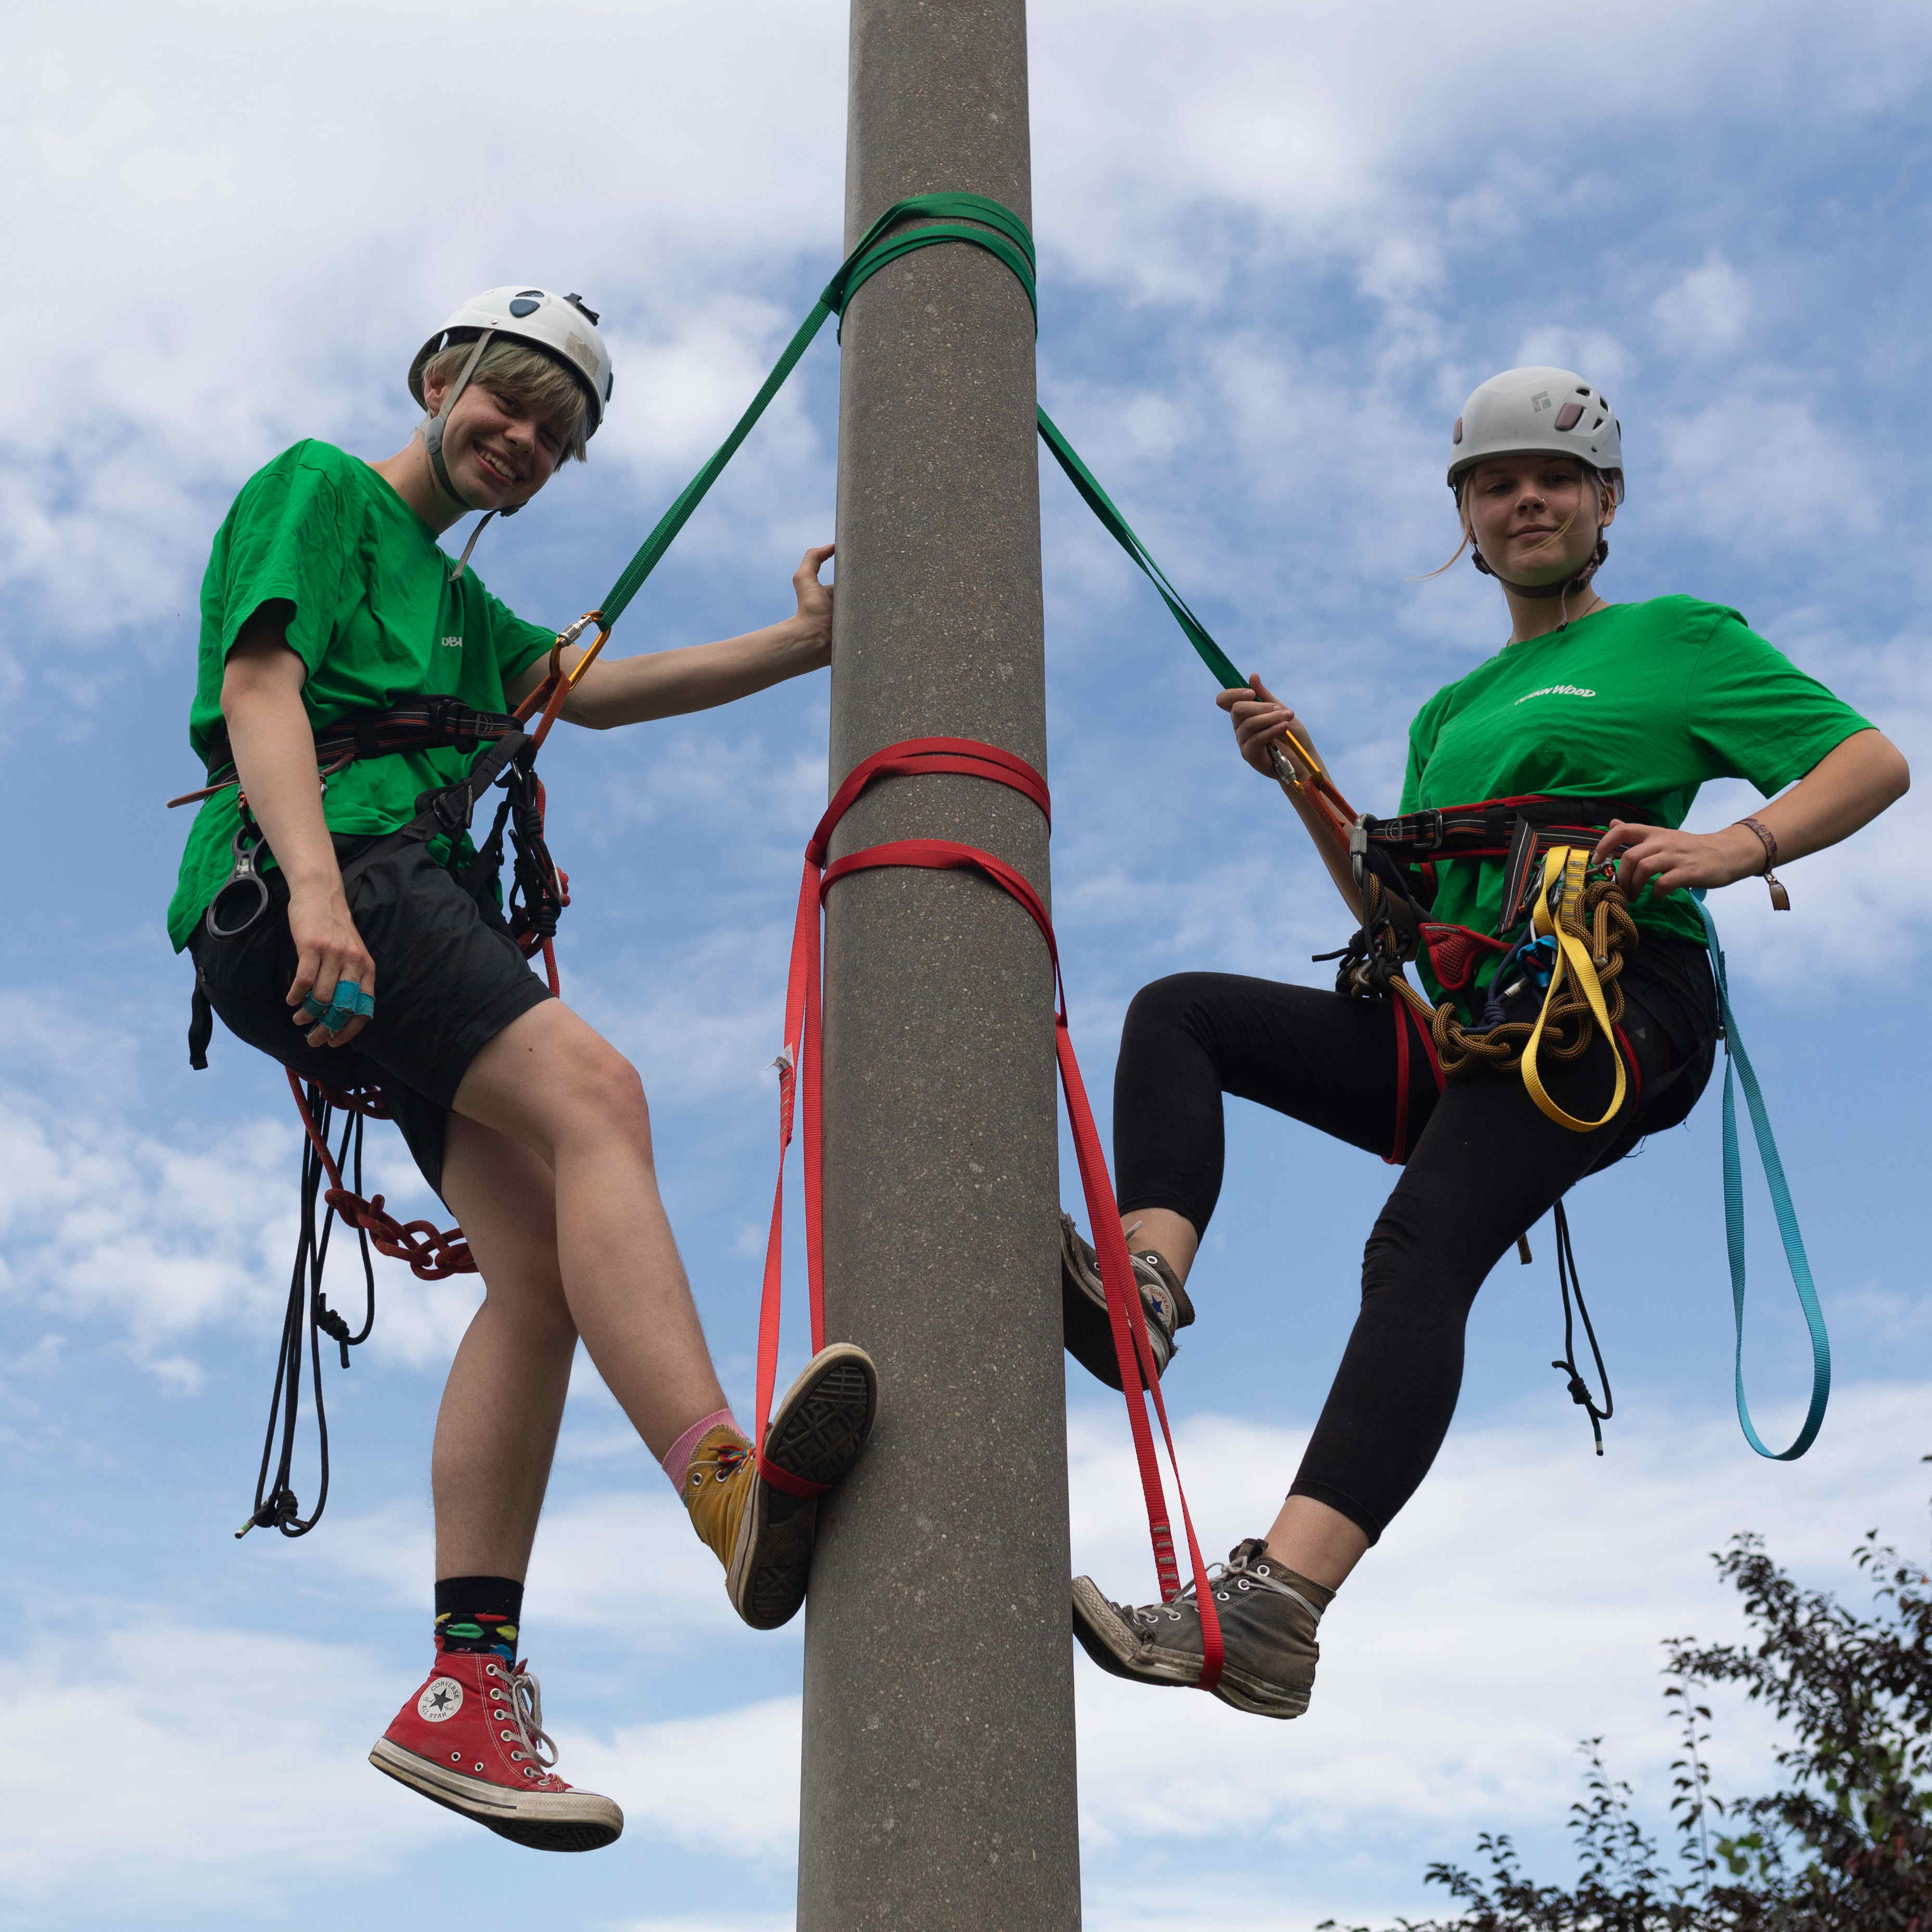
[3,1618,446,1911]
[6,1382,1922,1918]
[1657,393,1880,546]
[1653,255,1755,355]
[1513,326,1636,390]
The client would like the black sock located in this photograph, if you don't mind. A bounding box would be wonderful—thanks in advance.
[435,1575,524,1661]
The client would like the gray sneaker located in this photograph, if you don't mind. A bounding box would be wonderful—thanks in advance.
[1059,1212,1195,1390]
[1070,1538,1331,1719]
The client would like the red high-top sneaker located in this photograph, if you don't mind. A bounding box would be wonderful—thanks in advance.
[368,1647,622,1851]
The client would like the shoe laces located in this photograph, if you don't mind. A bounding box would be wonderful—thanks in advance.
[1122,1547,1320,1625]
[688,1436,751,1492]
[489,1660,560,1772]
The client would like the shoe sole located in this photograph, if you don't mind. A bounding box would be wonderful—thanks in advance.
[1209,1668,1310,1720]
[1060,1214,1132,1391]
[1070,1575,1197,1687]
[368,1737,623,1851]
[1070,1577,1311,1718]
[729,1341,879,1631]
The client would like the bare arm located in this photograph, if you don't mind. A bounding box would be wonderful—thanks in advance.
[1216,676,1365,921]
[1592,727,1910,901]
[221,605,375,1047]
[508,545,835,731]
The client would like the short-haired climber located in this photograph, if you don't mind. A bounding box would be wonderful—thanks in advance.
[167,289,877,1848]
[1062,366,1908,1719]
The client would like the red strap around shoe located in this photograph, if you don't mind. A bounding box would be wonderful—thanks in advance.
[756,735,1223,1688]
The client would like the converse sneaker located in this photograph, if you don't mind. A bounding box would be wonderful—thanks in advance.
[1059,1212,1194,1390]
[684,1341,878,1630]
[368,1647,622,1850]
[1070,1537,1332,1719]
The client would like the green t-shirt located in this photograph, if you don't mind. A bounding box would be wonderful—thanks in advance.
[166,440,557,951]
[1399,595,1873,1005]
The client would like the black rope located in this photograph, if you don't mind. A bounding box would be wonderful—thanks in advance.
[1549,1199,1613,1454]
[235,1086,377,1538]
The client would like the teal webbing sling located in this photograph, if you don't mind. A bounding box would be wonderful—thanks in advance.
[1692,892,1832,1459]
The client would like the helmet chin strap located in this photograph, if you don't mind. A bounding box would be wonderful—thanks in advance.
[423,328,522,582]
[1472,536,1610,605]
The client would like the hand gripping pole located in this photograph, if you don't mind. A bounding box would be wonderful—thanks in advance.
[756,737,1224,1686]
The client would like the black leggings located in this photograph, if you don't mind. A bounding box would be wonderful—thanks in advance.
[1113,938,1718,1543]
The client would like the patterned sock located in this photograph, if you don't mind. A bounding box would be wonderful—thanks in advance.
[435,1574,524,1661]
[661,1406,743,1495]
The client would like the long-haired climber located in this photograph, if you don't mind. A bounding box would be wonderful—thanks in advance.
[1061,365,1908,1720]
[167,289,876,1848]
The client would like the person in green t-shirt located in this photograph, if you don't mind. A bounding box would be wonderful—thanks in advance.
[177,287,877,1851]
[1062,364,1909,1723]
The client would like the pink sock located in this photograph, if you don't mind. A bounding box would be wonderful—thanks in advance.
[662,1407,742,1494]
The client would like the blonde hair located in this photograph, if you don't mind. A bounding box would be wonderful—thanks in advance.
[417,336,592,463]
[1422,459,1610,580]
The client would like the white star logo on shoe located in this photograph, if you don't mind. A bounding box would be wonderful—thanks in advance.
[417,1677,464,1721]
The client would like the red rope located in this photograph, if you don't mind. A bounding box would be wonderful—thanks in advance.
[285,1071,476,1281]
[756,736,1224,1686]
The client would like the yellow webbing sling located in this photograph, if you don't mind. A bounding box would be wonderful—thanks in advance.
[1521,845,1625,1132]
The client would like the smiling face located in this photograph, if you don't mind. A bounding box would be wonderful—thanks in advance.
[420,367,566,513]
[1462,453,1617,586]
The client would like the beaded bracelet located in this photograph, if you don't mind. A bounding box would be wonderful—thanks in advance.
[1737,815,1791,911]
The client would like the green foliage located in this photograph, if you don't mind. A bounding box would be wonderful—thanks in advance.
[1321,1466,1932,1932]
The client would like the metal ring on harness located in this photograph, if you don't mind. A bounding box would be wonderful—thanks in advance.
[205,822,273,940]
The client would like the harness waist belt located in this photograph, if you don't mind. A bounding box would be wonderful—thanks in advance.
[199,698,520,785]
[1364,794,1662,861]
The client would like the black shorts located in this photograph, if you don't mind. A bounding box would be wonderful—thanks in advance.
[188,836,553,1199]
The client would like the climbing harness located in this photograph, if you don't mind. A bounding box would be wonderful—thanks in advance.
[184,621,602,1536]
[756,736,1224,1684]
[1429,844,1639,1134]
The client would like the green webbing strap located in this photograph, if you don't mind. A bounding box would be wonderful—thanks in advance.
[590,189,1249,705]
[597,193,1036,628]
[1692,889,1831,1459]
[1034,409,1245,692]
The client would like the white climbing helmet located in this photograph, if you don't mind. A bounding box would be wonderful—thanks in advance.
[408,287,614,575]
[409,286,614,430]
[1447,366,1624,504]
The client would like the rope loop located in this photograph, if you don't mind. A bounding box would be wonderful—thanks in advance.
[1431,860,1637,1091]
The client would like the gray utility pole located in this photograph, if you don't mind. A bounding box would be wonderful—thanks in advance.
[796,2,1082,1927]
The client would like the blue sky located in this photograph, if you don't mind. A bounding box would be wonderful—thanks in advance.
[5,1,1932,1926]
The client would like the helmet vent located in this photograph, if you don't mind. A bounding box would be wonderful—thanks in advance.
[508,291,544,318]
[1453,416,1464,445]
[1553,401,1584,432]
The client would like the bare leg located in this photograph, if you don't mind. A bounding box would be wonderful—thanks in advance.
[1263,1495,1370,1591]
[451,1000,728,1458]
[1121,1206,1200,1282]
[431,1117,579,1579]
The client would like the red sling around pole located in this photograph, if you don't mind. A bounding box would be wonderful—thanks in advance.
[754,736,1222,1687]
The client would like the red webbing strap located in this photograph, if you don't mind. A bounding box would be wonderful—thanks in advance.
[757,737,1223,1685]
[1384,992,1448,1166]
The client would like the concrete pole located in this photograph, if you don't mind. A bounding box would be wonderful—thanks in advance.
[796,3,1082,1927]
